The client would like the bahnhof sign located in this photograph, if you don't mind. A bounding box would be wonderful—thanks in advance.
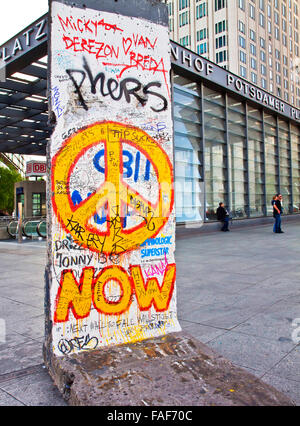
[0,13,300,224]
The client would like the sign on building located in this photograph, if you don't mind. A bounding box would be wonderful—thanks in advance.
[46,0,180,356]
[26,161,47,177]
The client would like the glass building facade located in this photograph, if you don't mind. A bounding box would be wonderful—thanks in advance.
[172,70,300,225]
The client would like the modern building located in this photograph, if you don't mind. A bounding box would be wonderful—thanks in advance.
[168,0,300,107]
[14,180,46,219]
[0,153,26,176]
[0,13,300,227]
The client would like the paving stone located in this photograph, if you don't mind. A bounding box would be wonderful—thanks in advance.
[0,389,24,406]
[0,369,67,406]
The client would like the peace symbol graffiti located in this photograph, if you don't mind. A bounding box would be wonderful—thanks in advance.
[52,121,174,254]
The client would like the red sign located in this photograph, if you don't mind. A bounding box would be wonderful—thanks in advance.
[26,161,47,177]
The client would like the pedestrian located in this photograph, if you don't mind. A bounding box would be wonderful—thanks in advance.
[216,202,230,232]
[273,194,284,233]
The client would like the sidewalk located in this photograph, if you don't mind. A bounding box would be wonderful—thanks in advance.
[1,219,300,405]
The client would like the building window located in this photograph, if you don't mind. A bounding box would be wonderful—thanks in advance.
[180,35,190,47]
[268,4,271,17]
[203,86,227,220]
[251,57,257,70]
[216,35,227,49]
[216,50,227,63]
[261,64,266,75]
[251,72,257,83]
[240,65,247,77]
[278,119,291,211]
[291,124,300,212]
[238,0,245,11]
[282,18,286,32]
[179,11,189,26]
[215,0,226,11]
[282,3,286,17]
[240,50,247,63]
[197,28,207,41]
[249,3,256,19]
[260,37,265,48]
[248,107,264,217]
[227,96,247,218]
[197,42,207,54]
[264,113,278,215]
[215,20,226,34]
[173,75,203,223]
[196,2,206,19]
[250,43,256,55]
[239,35,246,48]
[259,13,265,28]
[259,0,265,11]
[261,77,267,88]
[283,34,287,46]
[268,20,272,33]
[32,193,46,217]
[179,0,189,11]
[260,50,266,62]
[250,29,256,41]
[238,20,245,34]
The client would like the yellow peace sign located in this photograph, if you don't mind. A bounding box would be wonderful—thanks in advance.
[52,121,174,255]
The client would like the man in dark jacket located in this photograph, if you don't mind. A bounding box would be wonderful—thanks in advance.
[216,202,230,232]
[273,194,284,233]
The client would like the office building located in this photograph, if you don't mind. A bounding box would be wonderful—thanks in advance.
[168,0,300,107]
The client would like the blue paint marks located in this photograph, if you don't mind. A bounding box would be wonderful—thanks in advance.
[71,190,106,225]
[93,149,151,182]
[93,149,105,174]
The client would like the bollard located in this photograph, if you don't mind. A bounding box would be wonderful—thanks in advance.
[17,202,22,244]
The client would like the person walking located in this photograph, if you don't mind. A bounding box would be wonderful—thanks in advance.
[273,194,284,233]
[216,202,230,232]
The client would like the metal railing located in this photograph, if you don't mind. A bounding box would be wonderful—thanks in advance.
[6,217,47,239]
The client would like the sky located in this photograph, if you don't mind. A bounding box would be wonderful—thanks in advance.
[0,0,48,45]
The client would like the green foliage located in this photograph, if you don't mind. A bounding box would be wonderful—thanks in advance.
[0,165,22,213]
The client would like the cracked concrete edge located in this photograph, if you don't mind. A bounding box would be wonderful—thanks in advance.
[43,332,295,406]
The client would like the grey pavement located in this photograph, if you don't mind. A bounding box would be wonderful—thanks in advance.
[1,219,300,405]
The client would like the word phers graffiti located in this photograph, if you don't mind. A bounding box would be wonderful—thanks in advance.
[49,1,180,356]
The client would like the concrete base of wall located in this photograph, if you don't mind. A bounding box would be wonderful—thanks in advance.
[43,332,293,406]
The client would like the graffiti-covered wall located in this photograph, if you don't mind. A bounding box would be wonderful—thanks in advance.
[47,0,180,356]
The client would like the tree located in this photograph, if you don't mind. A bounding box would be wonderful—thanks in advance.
[0,165,22,214]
